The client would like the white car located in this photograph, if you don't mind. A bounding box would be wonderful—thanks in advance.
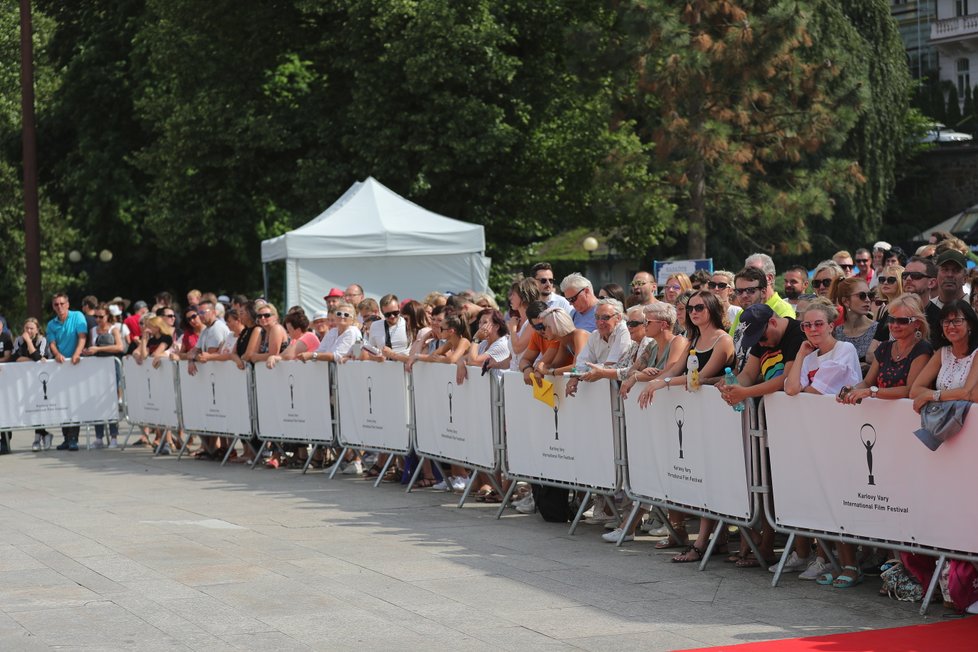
[921,123,973,143]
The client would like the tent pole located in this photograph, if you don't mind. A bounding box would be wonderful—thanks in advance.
[262,263,269,301]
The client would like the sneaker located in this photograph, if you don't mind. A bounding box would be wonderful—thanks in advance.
[604,520,621,530]
[108,438,119,449]
[515,495,536,514]
[432,480,449,491]
[769,550,810,574]
[67,441,79,451]
[32,441,41,452]
[511,493,534,509]
[602,528,634,543]
[798,557,830,581]
[588,511,616,525]
[640,517,663,533]
[450,476,468,491]
[56,440,71,451]
[43,434,53,450]
[93,439,105,449]
[342,460,364,475]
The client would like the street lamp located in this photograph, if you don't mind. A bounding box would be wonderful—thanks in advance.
[582,236,599,255]
[98,249,113,263]
[67,250,82,263]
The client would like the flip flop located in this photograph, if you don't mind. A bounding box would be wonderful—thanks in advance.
[833,566,864,588]
[672,546,705,563]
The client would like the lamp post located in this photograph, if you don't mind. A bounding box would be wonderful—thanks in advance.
[582,236,599,283]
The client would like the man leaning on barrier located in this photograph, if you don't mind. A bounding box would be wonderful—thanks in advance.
[47,292,88,451]
[718,303,806,569]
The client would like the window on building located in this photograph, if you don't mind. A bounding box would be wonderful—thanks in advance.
[957,0,970,17]
[958,59,971,98]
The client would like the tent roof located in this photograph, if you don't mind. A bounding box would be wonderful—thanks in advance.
[261,177,485,262]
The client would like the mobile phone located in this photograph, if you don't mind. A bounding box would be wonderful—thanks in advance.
[362,341,380,355]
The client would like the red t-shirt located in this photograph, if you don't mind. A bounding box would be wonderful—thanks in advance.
[124,314,142,340]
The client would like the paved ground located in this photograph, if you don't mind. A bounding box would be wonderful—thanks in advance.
[0,434,934,651]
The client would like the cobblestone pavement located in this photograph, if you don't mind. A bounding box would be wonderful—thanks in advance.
[0,436,930,651]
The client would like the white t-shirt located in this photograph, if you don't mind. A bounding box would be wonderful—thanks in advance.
[576,320,630,368]
[798,341,861,395]
[478,335,511,363]
[545,294,573,313]
[509,321,531,371]
[197,319,231,353]
[317,327,361,357]
[367,316,410,354]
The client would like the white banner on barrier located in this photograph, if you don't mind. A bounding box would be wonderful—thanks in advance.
[502,371,616,490]
[623,384,751,519]
[412,362,495,469]
[177,360,252,435]
[122,357,180,429]
[0,357,117,429]
[254,361,333,442]
[336,360,410,452]
[765,393,978,555]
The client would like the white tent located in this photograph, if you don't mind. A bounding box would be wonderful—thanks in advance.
[261,177,491,312]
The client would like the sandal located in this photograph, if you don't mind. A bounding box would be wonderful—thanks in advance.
[735,553,771,569]
[726,552,746,564]
[414,477,437,489]
[832,566,864,589]
[672,545,705,563]
[816,571,835,586]
[654,526,688,550]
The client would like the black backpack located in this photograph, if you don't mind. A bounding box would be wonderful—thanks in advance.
[532,484,574,523]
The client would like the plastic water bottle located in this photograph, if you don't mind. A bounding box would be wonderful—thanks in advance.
[724,367,744,412]
[686,349,700,391]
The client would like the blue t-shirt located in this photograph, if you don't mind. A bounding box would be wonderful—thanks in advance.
[46,310,88,358]
[572,305,596,332]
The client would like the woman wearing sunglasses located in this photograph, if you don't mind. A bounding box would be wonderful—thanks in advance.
[873,264,904,322]
[708,270,740,325]
[831,294,933,588]
[619,302,687,398]
[247,303,288,363]
[810,260,845,305]
[831,277,879,370]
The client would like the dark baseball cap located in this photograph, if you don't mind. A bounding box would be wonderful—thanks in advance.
[936,250,968,269]
[738,304,774,352]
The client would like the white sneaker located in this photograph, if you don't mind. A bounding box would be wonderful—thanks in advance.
[511,493,534,509]
[43,434,53,450]
[798,557,830,581]
[342,460,364,475]
[93,439,105,449]
[588,511,616,524]
[602,528,634,543]
[32,441,41,452]
[640,517,663,533]
[108,438,119,449]
[515,495,536,514]
[769,550,810,574]
[432,480,449,491]
[450,476,468,491]
[604,520,621,530]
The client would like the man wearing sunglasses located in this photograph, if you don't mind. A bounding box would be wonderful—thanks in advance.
[832,250,855,278]
[728,265,796,371]
[873,255,940,346]
[853,248,873,286]
[565,299,629,396]
[530,262,572,312]
[47,293,89,450]
[362,293,410,360]
[187,299,231,376]
[560,273,598,331]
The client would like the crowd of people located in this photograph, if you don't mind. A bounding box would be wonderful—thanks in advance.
[1,233,976,614]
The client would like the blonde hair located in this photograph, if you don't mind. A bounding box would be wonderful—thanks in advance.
[541,307,575,337]
[801,297,838,325]
[888,293,929,342]
[878,265,904,300]
[146,315,174,337]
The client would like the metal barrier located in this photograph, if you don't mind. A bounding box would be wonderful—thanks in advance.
[407,361,503,507]
[120,356,181,453]
[495,371,622,535]
[619,383,764,569]
[759,393,978,614]
[173,360,256,465]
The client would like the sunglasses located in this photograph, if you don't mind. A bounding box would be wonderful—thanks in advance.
[887,315,917,326]
[595,314,616,321]
[537,278,555,285]
[878,276,899,285]
[187,314,199,321]
[733,286,762,296]
[873,299,888,307]
[848,291,870,301]
[855,258,871,264]
[364,315,381,323]
[567,288,586,303]
[630,281,648,287]
[531,322,546,332]
[626,320,647,328]
[163,314,176,318]
[333,311,352,319]
[257,313,273,319]
[902,271,931,281]
[687,303,707,312]
[707,281,729,290]
[691,284,702,291]
[838,263,853,270]
[383,310,400,318]
[811,279,834,289]
[800,320,828,331]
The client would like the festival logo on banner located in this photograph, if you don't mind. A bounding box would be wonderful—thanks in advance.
[38,371,51,402]
[366,376,373,415]
[861,423,876,486]
[447,382,454,423]
[147,375,152,401]
[288,374,296,410]
[209,372,217,406]
[25,368,69,417]
[675,405,685,459]
[841,420,909,517]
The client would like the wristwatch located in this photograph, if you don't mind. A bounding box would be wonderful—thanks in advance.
[933,389,942,402]
[870,386,879,399]
[312,352,318,360]
[662,377,672,390]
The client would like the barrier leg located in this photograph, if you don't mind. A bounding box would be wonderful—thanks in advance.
[373,454,395,489]
[698,519,725,572]
[221,436,240,467]
[568,490,591,536]
[770,532,795,587]
[405,456,425,493]
[121,424,135,450]
[495,481,519,519]
[301,444,318,475]
[920,554,947,616]
[740,527,766,571]
[328,447,348,479]
[250,440,267,469]
[175,430,191,461]
[457,470,478,509]
[616,502,642,548]
[154,435,166,457]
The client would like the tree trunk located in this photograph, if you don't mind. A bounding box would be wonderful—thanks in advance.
[687,158,706,259]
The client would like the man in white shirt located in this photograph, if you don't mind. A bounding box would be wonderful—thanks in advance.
[565,299,629,396]
[531,262,572,312]
[362,294,411,359]
[188,299,231,375]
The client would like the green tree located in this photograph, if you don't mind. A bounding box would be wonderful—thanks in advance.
[946,83,962,127]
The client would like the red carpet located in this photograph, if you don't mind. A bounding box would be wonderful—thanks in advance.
[675,616,978,651]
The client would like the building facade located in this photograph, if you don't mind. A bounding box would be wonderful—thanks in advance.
[932,0,978,97]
